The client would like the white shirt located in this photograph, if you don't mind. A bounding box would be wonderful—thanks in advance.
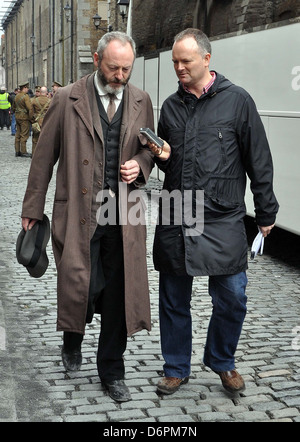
[94,72,123,113]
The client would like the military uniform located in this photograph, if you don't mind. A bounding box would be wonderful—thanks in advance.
[12,82,33,157]
[31,94,51,156]
[34,86,41,97]
[52,81,62,94]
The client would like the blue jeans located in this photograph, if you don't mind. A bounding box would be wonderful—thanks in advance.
[159,271,248,377]
[11,114,16,135]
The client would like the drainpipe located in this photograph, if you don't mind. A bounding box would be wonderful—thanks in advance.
[52,0,55,83]
[126,0,133,37]
[70,0,74,83]
[32,0,35,89]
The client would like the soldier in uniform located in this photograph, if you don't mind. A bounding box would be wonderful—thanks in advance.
[12,82,33,157]
[31,86,51,156]
[33,86,41,98]
[52,81,62,95]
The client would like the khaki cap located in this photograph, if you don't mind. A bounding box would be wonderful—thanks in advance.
[19,81,29,89]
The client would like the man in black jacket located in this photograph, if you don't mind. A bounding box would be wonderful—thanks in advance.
[149,28,278,395]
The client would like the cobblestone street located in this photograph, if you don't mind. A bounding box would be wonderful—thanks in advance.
[1,129,300,424]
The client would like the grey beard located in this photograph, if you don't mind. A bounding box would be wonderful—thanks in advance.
[104,83,125,95]
[97,70,126,95]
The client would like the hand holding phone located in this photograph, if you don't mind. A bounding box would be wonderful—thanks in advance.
[139,128,164,148]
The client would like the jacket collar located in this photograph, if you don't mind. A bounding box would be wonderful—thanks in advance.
[177,71,232,100]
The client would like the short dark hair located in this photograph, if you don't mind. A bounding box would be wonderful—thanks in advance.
[174,28,212,57]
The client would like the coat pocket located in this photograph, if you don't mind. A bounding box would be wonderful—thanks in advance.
[195,127,233,175]
[153,225,187,275]
[52,200,67,256]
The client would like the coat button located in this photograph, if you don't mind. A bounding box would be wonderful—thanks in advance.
[83,159,89,165]
[80,218,86,225]
[81,187,88,194]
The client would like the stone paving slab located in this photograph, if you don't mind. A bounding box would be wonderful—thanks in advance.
[0,130,300,423]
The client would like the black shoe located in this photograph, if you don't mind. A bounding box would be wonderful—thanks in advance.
[19,153,31,158]
[61,346,82,371]
[15,152,21,157]
[102,379,131,402]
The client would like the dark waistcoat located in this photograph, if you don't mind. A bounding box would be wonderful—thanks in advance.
[95,90,123,194]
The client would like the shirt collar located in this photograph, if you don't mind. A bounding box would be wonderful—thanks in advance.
[182,71,216,96]
[202,71,216,94]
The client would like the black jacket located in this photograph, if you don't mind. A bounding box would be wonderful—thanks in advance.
[153,72,279,276]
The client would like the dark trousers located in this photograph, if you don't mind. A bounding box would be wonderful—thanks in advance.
[0,109,10,128]
[64,223,127,383]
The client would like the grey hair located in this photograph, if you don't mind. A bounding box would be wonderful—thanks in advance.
[174,28,212,57]
[96,31,136,62]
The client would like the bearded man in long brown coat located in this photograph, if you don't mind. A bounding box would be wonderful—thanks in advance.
[21,32,155,402]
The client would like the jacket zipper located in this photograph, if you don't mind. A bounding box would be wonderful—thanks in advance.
[218,129,227,167]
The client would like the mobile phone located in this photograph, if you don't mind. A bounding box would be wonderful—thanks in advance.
[140,128,164,148]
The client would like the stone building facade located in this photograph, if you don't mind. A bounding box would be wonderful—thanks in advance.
[1,0,299,90]
[1,0,120,91]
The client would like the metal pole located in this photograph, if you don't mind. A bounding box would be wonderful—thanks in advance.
[32,0,35,89]
[70,0,74,83]
[52,0,55,83]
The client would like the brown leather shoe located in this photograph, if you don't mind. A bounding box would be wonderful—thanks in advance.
[217,370,245,393]
[157,376,189,395]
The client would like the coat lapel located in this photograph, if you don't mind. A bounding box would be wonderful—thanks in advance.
[71,73,104,143]
[120,84,143,149]
[86,73,104,142]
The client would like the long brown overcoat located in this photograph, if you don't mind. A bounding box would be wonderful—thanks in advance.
[21,73,154,336]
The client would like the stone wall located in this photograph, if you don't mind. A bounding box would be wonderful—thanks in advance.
[2,0,106,90]
[131,0,300,56]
